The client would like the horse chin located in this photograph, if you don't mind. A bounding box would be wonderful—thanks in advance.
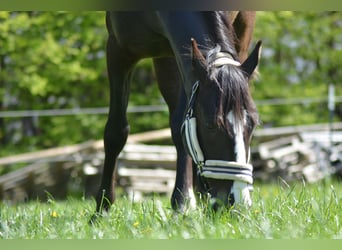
[205,179,253,211]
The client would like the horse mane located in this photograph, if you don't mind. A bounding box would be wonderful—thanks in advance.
[204,12,259,132]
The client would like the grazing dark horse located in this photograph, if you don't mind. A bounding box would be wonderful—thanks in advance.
[93,11,261,217]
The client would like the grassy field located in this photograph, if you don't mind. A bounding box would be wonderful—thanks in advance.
[0,178,341,239]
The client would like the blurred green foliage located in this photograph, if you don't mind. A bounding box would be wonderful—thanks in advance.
[0,11,341,156]
[253,11,341,127]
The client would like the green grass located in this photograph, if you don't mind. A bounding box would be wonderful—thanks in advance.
[1,179,342,239]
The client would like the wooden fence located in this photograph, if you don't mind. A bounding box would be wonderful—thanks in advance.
[0,123,341,202]
[0,129,174,202]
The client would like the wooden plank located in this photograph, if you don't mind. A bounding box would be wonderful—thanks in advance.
[118,168,175,179]
[119,151,176,162]
[254,122,342,138]
[258,136,301,159]
[300,131,342,143]
[117,167,175,194]
[127,128,172,143]
[0,163,48,184]
[121,143,176,154]
[92,128,172,150]
[119,152,176,162]
[0,162,74,190]
[0,140,95,166]
[118,159,175,170]
[129,182,173,193]
[117,143,177,169]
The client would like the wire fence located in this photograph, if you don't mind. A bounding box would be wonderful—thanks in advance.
[0,96,341,118]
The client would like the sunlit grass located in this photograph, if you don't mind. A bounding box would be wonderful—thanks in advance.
[1,179,342,239]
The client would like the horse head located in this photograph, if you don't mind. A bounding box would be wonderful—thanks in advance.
[182,38,262,209]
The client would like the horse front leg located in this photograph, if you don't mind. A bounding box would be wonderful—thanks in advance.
[153,58,196,212]
[92,32,136,220]
[170,91,197,212]
[171,139,196,212]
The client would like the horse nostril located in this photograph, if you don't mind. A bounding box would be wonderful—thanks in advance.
[211,201,220,212]
[210,193,235,211]
[210,198,223,212]
[210,196,228,212]
[228,193,235,207]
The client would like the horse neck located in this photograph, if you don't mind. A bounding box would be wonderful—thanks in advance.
[158,11,238,97]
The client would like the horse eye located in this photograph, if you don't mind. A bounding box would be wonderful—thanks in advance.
[205,121,218,130]
[246,117,256,135]
[204,115,223,130]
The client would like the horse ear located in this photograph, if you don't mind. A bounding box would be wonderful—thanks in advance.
[241,40,262,78]
[191,38,207,76]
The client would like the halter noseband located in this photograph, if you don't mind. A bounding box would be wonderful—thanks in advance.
[182,52,254,187]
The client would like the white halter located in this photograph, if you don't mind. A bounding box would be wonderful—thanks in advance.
[182,81,253,185]
[181,52,253,205]
[210,52,242,67]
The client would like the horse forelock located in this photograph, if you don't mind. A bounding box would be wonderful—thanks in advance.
[197,12,258,133]
[203,12,258,133]
[208,63,258,133]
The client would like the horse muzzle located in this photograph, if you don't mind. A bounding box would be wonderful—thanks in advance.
[181,108,254,207]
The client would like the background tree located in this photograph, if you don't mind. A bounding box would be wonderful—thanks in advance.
[0,11,341,157]
[0,12,108,153]
[253,11,341,127]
